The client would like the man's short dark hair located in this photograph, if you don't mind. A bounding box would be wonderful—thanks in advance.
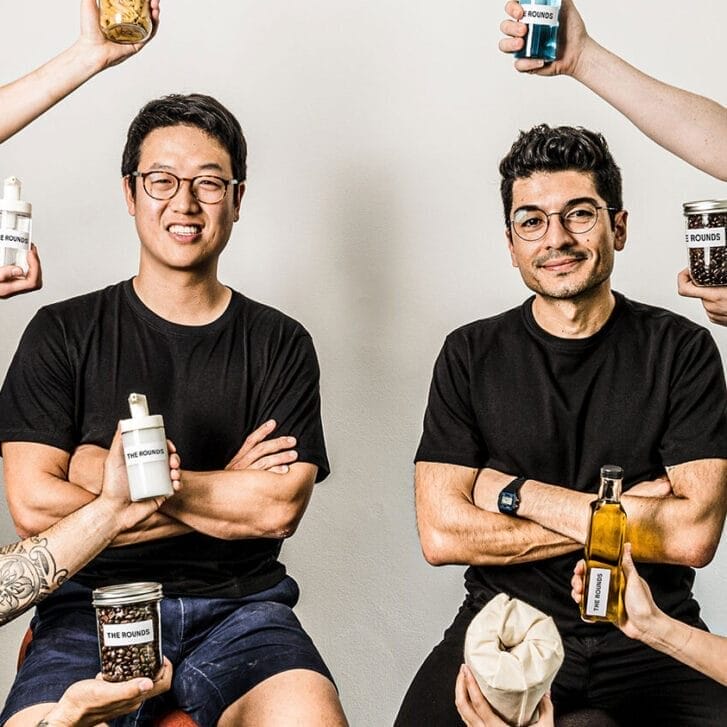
[499,124,622,226]
[121,93,247,191]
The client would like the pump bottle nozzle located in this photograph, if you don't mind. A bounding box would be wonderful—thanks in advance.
[128,393,150,419]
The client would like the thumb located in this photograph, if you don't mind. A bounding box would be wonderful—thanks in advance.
[621,542,636,579]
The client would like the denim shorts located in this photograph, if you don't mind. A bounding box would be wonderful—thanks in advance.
[1,576,334,726]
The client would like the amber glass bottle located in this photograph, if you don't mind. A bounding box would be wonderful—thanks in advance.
[580,465,627,624]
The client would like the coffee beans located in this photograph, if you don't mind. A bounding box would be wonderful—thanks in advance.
[97,603,161,681]
[684,201,727,286]
[93,582,163,683]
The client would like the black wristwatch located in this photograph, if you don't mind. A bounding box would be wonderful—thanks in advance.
[497,476,527,516]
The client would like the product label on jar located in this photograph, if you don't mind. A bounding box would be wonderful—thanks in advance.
[0,228,30,250]
[124,442,167,466]
[519,3,560,26]
[102,619,154,646]
[685,227,726,248]
[585,567,610,617]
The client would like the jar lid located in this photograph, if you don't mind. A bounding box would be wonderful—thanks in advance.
[683,199,727,214]
[92,581,163,606]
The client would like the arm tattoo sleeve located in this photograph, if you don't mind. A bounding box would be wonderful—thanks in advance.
[0,536,69,626]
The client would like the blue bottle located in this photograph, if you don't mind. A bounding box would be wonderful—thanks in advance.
[514,0,561,63]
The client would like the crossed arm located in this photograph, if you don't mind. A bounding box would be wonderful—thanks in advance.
[416,459,727,568]
[3,420,311,546]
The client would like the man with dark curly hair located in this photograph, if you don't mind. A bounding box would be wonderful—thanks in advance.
[396,124,727,726]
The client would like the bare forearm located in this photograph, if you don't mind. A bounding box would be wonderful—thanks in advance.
[0,497,123,626]
[640,613,727,687]
[160,465,315,540]
[421,508,581,566]
[0,42,106,144]
[110,512,192,546]
[574,39,727,180]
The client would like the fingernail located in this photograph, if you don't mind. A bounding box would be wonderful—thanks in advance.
[286,437,296,444]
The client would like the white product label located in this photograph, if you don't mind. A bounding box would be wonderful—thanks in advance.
[125,443,167,466]
[685,227,726,248]
[585,567,610,617]
[102,619,154,646]
[519,3,560,26]
[0,228,30,250]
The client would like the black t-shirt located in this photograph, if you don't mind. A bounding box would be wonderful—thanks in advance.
[0,280,330,597]
[415,293,727,636]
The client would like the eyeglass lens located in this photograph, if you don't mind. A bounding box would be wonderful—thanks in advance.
[513,201,601,241]
[142,171,230,204]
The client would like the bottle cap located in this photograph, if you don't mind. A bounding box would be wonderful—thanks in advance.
[0,177,32,215]
[119,392,165,432]
[600,464,623,480]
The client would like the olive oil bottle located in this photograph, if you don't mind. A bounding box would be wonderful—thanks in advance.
[580,465,627,624]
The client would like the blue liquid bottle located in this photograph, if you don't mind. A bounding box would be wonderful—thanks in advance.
[514,0,561,63]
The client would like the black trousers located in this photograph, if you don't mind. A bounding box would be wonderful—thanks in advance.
[394,596,727,727]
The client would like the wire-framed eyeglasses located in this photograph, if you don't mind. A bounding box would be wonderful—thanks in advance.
[510,200,618,242]
[130,170,240,205]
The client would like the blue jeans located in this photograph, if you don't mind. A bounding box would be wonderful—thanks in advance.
[1,576,334,726]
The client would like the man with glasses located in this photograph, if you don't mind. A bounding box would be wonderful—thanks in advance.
[396,125,727,725]
[0,94,348,726]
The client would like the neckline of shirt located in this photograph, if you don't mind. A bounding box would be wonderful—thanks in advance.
[122,278,243,337]
[521,291,625,353]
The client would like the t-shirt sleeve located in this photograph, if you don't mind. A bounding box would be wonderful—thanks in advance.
[660,328,727,465]
[0,308,77,453]
[255,329,330,483]
[415,332,488,467]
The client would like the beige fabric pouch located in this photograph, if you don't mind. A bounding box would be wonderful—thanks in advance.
[464,593,564,726]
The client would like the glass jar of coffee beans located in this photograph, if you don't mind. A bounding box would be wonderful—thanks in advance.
[93,582,163,682]
[683,200,727,286]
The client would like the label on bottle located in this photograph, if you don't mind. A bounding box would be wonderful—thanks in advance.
[685,227,726,248]
[102,619,154,646]
[519,3,560,26]
[585,567,610,617]
[124,442,167,466]
[0,228,30,250]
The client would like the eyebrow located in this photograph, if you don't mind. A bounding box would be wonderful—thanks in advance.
[145,162,227,173]
[512,196,601,215]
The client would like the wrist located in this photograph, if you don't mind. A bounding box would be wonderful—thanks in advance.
[35,703,80,727]
[66,38,109,78]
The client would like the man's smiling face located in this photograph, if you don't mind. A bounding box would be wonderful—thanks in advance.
[507,170,627,301]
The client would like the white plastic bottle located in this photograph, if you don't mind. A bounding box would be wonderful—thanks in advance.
[0,177,32,273]
[120,393,174,501]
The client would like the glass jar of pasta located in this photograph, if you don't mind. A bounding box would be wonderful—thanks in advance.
[98,0,152,44]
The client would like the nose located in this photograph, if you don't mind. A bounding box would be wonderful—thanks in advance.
[542,212,574,249]
[170,179,200,213]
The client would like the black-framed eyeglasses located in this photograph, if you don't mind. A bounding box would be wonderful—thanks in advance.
[130,170,240,204]
[510,200,618,242]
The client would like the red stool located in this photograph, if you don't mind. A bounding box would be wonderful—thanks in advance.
[17,628,196,726]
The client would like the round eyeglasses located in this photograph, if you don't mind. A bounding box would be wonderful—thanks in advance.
[510,200,618,242]
[130,171,240,205]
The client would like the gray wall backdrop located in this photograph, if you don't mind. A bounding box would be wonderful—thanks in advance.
[0,2,725,725]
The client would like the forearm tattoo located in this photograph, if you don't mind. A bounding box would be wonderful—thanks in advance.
[0,537,69,626]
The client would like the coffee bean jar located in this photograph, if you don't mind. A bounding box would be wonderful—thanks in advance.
[683,199,727,286]
[93,582,163,682]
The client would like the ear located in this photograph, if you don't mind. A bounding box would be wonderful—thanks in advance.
[613,209,628,252]
[123,175,136,217]
[506,226,519,268]
[232,182,245,223]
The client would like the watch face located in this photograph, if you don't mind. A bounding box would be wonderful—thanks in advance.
[498,489,520,514]
[500,492,517,509]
